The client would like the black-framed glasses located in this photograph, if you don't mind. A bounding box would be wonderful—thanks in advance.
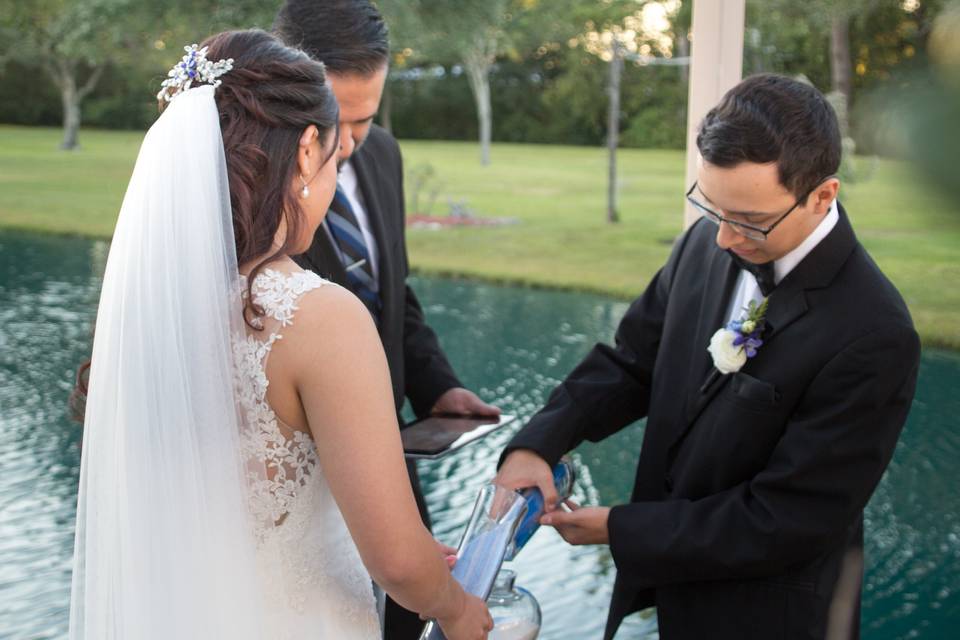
[686,178,832,241]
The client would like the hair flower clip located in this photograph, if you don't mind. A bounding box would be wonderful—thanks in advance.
[157,44,234,102]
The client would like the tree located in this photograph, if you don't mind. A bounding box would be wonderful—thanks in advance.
[747,0,948,161]
[381,0,522,166]
[0,0,278,150]
[752,0,925,130]
[0,0,141,149]
[377,0,430,135]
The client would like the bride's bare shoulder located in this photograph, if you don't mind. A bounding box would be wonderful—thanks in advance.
[288,278,377,344]
[297,278,366,320]
[278,283,382,392]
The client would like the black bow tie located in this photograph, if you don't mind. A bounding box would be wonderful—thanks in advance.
[727,251,776,297]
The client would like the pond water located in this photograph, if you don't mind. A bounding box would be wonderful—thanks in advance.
[0,230,957,639]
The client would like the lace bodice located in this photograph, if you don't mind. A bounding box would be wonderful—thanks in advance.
[232,267,380,639]
[234,269,328,531]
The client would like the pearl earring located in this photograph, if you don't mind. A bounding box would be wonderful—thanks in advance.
[299,175,309,199]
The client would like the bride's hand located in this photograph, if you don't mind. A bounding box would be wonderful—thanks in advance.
[436,591,494,640]
[435,539,458,569]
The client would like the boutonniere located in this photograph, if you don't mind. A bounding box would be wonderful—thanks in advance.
[707,298,769,375]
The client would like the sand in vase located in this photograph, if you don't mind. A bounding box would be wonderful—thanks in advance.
[489,619,539,640]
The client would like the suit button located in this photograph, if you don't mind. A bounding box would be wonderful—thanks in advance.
[664,473,674,493]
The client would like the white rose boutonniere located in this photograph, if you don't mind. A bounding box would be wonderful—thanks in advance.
[708,329,749,374]
[707,298,769,375]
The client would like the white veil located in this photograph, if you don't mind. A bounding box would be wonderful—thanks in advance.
[69,85,268,638]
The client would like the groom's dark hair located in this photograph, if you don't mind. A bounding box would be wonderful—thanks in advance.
[696,74,841,202]
[274,0,390,75]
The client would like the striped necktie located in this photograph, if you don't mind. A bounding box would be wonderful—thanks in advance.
[326,186,382,320]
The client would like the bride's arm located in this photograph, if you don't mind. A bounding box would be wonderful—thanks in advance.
[286,285,484,629]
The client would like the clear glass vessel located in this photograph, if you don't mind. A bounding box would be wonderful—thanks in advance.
[420,484,528,640]
[487,569,541,640]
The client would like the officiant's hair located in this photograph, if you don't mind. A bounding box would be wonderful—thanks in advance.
[696,74,841,202]
[193,29,339,328]
[273,0,390,75]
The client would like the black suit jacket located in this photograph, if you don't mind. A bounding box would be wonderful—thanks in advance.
[504,205,920,639]
[295,125,461,417]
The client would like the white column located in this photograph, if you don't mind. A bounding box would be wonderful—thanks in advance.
[683,0,746,228]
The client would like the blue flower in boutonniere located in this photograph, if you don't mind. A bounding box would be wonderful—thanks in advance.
[708,298,769,375]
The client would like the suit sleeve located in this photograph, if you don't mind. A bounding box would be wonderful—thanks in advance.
[500,226,695,468]
[606,323,920,588]
[389,138,463,416]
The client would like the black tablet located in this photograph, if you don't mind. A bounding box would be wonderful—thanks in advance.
[401,414,517,460]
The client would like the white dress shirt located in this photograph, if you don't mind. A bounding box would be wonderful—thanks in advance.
[325,160,380,283]
[723,199,839,325]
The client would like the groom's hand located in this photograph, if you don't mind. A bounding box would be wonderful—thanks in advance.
[431,387,501,417]
[540,499,610,545]
[494,449,559,512]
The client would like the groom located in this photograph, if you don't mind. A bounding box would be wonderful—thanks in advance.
[275,2,499,638]
[495,74,920,640]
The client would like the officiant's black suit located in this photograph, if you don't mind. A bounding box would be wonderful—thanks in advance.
[504,205,919,639]
[295,124,461,637]
[296,126,461,421]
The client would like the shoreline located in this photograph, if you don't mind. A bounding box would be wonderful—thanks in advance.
[2,223,956,351]
[3,127,957,350]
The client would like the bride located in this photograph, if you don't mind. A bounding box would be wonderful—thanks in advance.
[69,29,491,639]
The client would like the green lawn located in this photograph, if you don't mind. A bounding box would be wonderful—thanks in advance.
[2,124,958,348]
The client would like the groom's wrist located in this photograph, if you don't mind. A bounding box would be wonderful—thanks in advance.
[497,444,554,470]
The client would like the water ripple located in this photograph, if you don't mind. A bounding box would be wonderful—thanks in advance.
[0,232,958,639]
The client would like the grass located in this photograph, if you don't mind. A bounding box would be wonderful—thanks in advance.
[2,124,959,348]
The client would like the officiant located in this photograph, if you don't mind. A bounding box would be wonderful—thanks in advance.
[495,74,920,640]
[274,2,500,638]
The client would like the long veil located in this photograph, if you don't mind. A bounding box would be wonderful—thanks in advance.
[69,85,268,638]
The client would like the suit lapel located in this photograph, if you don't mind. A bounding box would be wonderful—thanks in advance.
[350,150,397,315]
[671,203,858,452]
[763,203,857,341]
[296,222,348,284]
[760,284,808,343]
[683,248,740,424]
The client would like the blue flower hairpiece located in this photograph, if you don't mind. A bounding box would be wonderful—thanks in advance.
[157,44,234,102]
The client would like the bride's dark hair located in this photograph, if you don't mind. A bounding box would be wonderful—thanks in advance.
[196,29,339,324]
[70,29,338,421]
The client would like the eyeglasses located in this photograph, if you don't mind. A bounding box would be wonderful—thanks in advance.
[685,179,831,241]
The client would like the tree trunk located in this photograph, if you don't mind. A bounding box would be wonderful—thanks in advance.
[830,14,853,110]
[51,59,105,151]
[58,61,81,150]
[61,82,81,150]
[464,42,494,166]
[606,41,623,224]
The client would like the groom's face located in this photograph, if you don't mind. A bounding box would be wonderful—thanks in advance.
[697,158,834,264]
[327,66,388,164]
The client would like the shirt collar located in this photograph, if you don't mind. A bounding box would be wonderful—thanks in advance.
[773,199,839,284]
[338,159,359,194]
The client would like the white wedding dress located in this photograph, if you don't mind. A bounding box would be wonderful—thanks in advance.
[234,267,382,639]
[70,86,384,639]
